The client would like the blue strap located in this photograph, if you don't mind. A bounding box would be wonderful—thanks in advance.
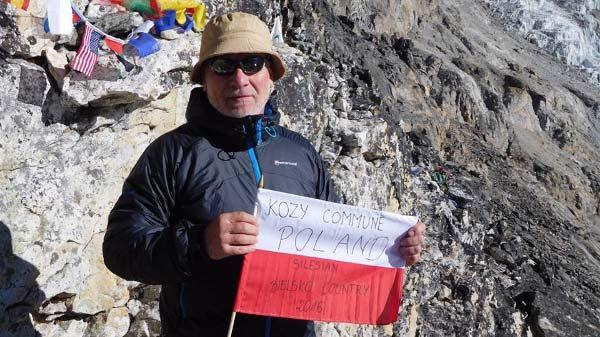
[256,118,263,145]
[248,148,261,184]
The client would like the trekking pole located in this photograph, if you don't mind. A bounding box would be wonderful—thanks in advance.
[227,311,237,337]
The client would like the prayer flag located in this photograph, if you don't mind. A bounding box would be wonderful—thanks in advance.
[47,0,73,35]
[71,22,102,77]
[3,0,29,10]
[71,2,85,23]
[124,32,160,57]
[116,54,135,72]
[154,10,177,34]
[271,16,284,44]
[104,35,125,54]
[233,189,418,324]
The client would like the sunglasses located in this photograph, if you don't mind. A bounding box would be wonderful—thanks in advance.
[209,56,269,76]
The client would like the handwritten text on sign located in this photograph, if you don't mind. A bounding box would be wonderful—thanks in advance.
[255,189,418,268]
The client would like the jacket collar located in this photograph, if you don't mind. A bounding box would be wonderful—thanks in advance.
[185,87,279,151]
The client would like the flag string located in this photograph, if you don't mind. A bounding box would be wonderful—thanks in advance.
[70,2,127,47]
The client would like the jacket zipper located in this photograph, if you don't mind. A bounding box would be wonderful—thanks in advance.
[179,281,187,321]
[248,119,271,337]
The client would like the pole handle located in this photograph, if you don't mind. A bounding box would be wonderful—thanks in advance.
[227,311,237,337]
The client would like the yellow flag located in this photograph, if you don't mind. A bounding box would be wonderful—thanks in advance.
[192,2,206,30]
[4,0,30,10]
[156,0,207,30]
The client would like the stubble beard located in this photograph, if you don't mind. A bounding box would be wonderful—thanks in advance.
[214,86,273,118]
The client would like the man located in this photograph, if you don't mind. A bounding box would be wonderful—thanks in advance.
[103,12,425,337]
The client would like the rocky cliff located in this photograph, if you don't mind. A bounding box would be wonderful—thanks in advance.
[1,0,599,336]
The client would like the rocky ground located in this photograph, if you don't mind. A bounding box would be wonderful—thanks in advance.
[1,0,599,336]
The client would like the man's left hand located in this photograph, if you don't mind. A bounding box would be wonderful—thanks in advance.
[399,221,426,266]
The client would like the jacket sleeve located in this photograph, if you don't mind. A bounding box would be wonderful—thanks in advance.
[103,136,209,285]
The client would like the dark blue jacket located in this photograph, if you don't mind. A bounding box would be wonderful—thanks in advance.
[103,88,338,337]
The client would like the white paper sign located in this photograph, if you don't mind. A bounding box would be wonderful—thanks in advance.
[47,0,73,35]
[255,189,418,268]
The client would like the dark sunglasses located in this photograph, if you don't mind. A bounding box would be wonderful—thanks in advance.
[209,56,268,76]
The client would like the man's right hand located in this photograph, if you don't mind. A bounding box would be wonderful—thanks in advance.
[204,212,259,260]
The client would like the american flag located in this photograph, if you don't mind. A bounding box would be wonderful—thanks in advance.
[71,22,102,77]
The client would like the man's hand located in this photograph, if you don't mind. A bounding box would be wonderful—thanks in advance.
[204,212,259,260]
[399,221,426,266]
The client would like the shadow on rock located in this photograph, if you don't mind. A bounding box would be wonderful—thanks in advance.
[0,221,45,337]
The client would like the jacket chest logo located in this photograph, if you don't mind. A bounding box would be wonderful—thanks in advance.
[274,160,298,167]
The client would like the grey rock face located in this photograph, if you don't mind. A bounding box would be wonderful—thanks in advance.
[1,0,600,337]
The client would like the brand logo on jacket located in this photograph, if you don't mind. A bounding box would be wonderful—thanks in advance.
[274,160,298,167]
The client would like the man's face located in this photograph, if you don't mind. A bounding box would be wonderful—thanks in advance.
[203,54,274,118]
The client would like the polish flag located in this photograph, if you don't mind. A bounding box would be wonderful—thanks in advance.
[233,189,418,324]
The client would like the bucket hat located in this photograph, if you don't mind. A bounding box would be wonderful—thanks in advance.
[190,12,286,83]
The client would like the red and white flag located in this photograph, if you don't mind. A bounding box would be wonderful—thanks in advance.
[233,189,418,324]
[71,22,102,77]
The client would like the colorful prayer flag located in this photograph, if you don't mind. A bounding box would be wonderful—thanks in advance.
[115,54,135,72]
[43,4,82,34]
[271,16,284,44]
[233,189,418,325]
[47,0,73,35]
[104,35,125,54]
[125,32,160,57]
[3,0,29,10]
[71,22,102,77]
[71,3,84,25]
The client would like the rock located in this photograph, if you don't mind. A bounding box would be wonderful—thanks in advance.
[43,47,69,87]
[326,0,437,36]
[105,308,131,337]
[123,319,161,337]
[84,308,130,337]
[71,271,129,315]
[0,3,55,57]
[94,11,145,36]
[123,286,161,337]
[275,44,332,149]
[447,185,474,207]
[159,29,180,40]
[15,61,48,106]
[436,285,452,301]
[1,55,193,332]
[35,319,88,337]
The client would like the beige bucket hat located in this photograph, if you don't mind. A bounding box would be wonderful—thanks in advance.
[190,12,286,83]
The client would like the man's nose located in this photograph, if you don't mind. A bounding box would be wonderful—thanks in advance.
[231,68,250,86]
